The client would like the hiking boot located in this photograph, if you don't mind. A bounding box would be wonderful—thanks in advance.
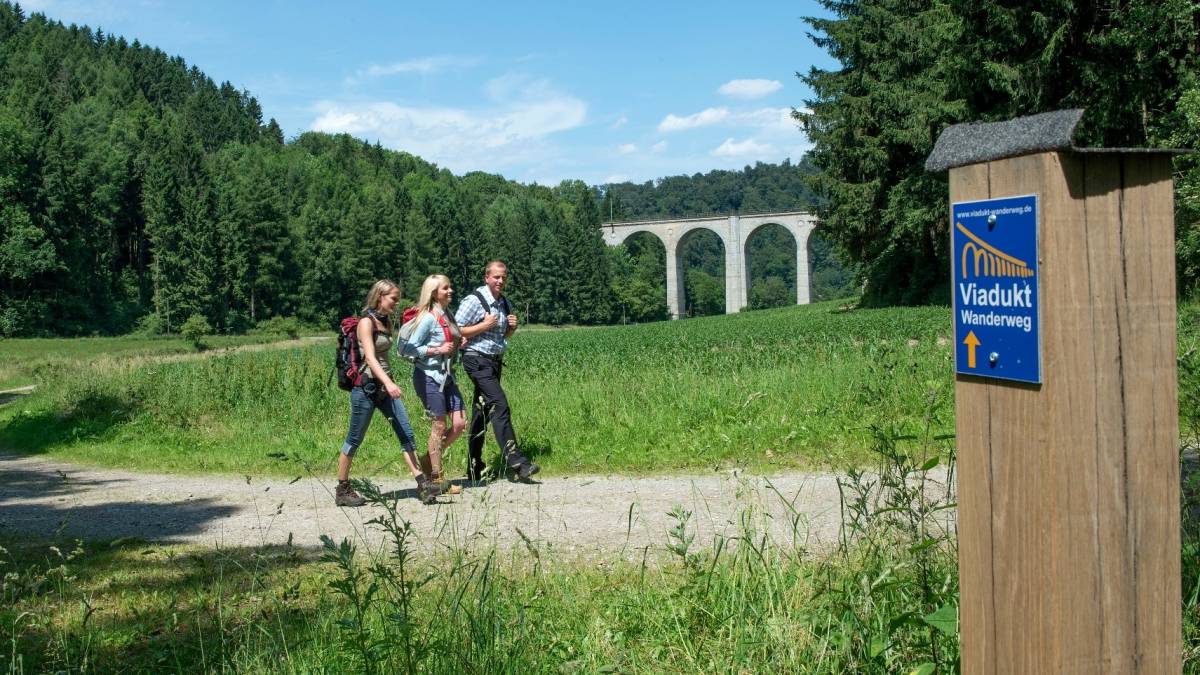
[508,459,540,482]
[335,480,366,507]
[431,472,462,495]
[415,473,443,505]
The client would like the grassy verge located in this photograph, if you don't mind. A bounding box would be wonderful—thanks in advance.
[0,302,954,476]
[1,422,961,674]
[0,332,325,391]
[1177,302,1200,669]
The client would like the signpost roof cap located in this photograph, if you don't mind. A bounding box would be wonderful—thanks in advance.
[925,109,1192,172]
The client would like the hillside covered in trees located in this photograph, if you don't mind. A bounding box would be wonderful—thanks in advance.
[0,3,621,336]
[598,158,819,221]
[0,2,835,336]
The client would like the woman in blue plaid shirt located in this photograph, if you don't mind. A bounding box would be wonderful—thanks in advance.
[402,274,467,495]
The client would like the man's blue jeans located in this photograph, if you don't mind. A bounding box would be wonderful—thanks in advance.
[341,385,417,457]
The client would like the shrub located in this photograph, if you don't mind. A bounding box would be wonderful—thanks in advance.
[253,316,302,339]
[179,314,212,351]
[749,276,793,309]
[132,312,164,336]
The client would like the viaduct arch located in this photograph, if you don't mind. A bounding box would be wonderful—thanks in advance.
[601,211,818,319]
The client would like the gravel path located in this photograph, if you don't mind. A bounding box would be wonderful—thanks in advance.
[0,452,909,560]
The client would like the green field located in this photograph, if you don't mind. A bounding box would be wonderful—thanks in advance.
[0,301,955,476]
[0,332,321,392]
[3,302,1200,672]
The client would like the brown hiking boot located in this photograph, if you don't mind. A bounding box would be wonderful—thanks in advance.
[415,474,443,505]
[431,472,462,495]
[335,480,366,507]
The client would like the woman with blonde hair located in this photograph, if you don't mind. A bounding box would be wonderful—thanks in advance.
[402,274,467,494]
[336,279,442,507]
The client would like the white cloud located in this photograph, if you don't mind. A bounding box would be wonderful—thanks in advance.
[651,140,668,153]
[603,174,630,184]
[610,115,628,129]
[658,107,729,133]
[718,79,783,99]
[617,143,638,154]
[309,77,586,174]
[734,107,798,132]
[656,107,798,135]
[346,55,479,85]
[711,137,776,158]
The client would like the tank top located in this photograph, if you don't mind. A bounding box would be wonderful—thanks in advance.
[367,314,393,377]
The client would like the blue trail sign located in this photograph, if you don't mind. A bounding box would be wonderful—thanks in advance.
[951,194,1041,384]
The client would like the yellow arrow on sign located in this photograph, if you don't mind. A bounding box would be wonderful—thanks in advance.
[963,331,981,368]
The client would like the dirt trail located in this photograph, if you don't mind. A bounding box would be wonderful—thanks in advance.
[112,335,331,365]
[0,452,944,560]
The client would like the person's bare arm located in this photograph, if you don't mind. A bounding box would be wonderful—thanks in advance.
[357,318,402,398]
[460,311,499,339]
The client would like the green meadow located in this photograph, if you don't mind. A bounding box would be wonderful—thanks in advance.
[0,332,319,392]
[0,301,954,477]
[3,302,1199,673]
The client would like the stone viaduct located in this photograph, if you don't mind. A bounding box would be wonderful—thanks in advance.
[600,211,818,319]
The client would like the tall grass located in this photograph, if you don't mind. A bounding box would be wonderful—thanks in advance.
[1177,302,1200,670]
[3,301,1197,671]
[0,302,954,475]
[1,428,960,674]
[0,333,323,390]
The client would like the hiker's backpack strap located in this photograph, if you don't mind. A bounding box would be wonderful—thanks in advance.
[471,290,511,318]
[436,311,452,343]
[365,309,391,337]
[469,290,488,319]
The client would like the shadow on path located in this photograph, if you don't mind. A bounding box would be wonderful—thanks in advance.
[0,453,237,544]
[0,452,128,501]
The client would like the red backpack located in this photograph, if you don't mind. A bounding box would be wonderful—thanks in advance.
[398,307,453,362]
[332,317,364,390]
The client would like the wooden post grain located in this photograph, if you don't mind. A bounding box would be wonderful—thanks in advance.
[952,151,1181,673]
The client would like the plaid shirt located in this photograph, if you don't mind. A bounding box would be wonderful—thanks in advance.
[455,285,510,356]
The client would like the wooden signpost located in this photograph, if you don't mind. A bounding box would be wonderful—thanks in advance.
[927,110,1188,673]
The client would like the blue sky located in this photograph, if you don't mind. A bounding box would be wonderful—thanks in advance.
[25,1,836,186]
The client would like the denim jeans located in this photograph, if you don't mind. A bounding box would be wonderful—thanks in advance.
[340,385,417,457]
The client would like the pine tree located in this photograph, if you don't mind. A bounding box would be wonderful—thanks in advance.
[530,224,568,324]
[570,185,614,324]
[802,0,1200,303]
[801,0,962,305]
[142,111,208,331]
[0,104,58,335]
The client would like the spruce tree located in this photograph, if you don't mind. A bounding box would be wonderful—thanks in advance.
[802,0,1200,303]
[801,0,961,305]
[571,185,614,324]
[530,224,568,325]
